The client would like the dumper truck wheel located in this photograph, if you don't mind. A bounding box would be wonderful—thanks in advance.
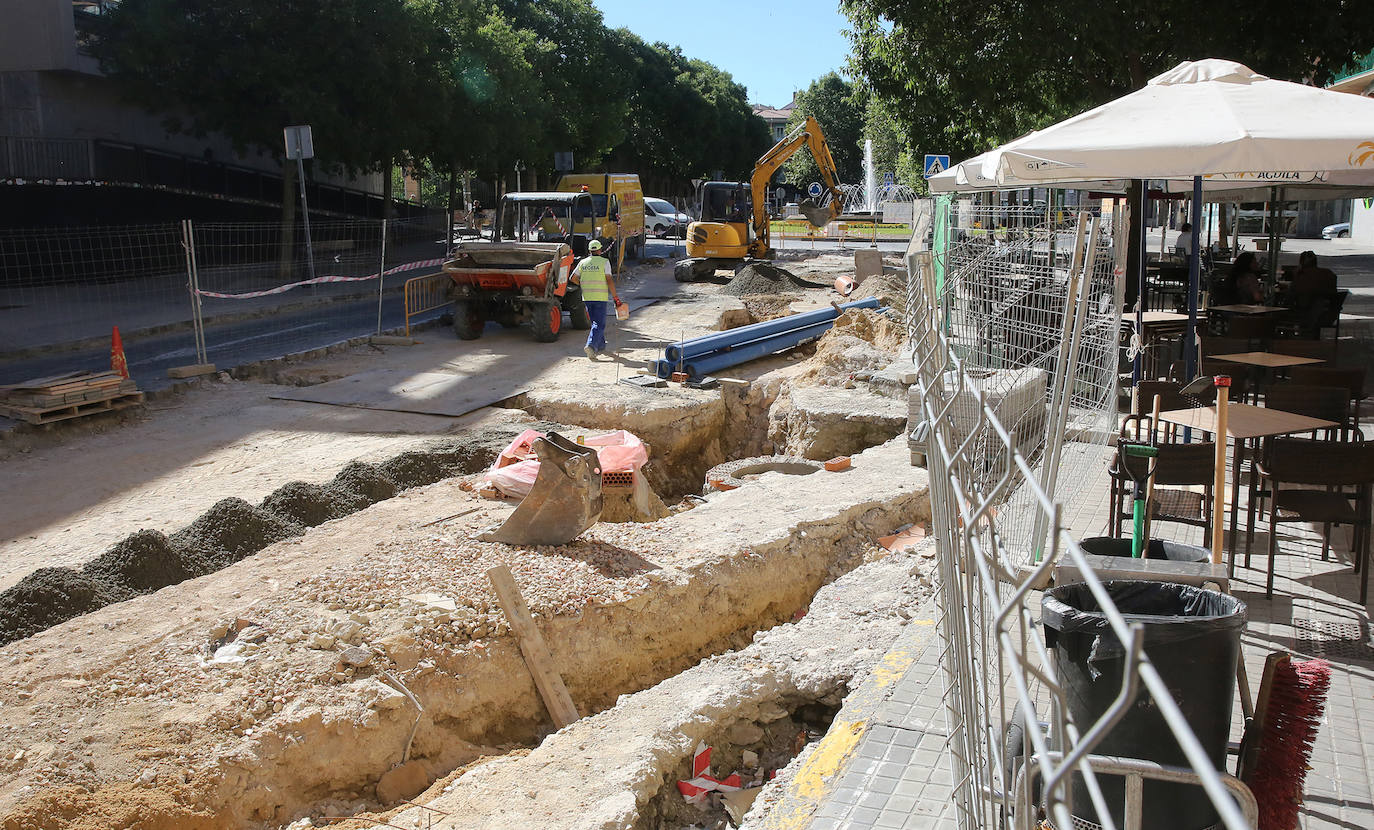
[453,302,483,340]
[531,301,562,342]
[564,291,592,330]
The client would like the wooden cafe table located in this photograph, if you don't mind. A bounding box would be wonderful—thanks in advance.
[1158,402,1338,570]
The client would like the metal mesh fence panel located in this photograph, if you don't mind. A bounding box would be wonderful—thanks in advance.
[0,223,190,384]
[906,208,1257,830]
[190,217,446,365]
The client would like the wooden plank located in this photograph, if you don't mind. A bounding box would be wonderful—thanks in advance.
[485,565,580,729]
[0,371,86,392]
[166,363,218,379]
[0,392,143,425]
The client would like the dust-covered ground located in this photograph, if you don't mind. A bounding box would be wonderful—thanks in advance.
[0,249,922,830]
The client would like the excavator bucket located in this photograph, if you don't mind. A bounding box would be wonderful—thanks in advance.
[798,198,831,229]
[478,432,603,546]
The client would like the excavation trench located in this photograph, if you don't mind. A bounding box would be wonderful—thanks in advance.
[0,328,921,830]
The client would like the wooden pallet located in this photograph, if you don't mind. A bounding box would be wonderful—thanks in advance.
[0,391,145,425]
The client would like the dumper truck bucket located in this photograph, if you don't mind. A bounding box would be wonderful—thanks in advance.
[799,198,831,229]
[478,432,603,546]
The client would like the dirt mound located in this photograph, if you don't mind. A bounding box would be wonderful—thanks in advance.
[723,262,803,296]
[379,451,450,489]
[169,498,304,572]
[260,481,364,528]
[81,529,194,593]
[332,462,400,506]
[853,269,906,312]
[796,309,908,386]
[0,568,125,645]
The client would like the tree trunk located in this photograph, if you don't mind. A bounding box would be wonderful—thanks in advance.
[382,158,394,221]
[446,166,457,229]
[278,159,297,280]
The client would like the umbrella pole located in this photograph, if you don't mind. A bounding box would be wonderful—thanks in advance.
[1132,180,1148,385]
[1186,176,1203,380]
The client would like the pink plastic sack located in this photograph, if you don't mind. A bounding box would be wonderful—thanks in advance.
[480,428,649,498]
[582,429,649,473]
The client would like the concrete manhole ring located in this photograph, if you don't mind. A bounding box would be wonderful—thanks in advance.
[703,455,824,494]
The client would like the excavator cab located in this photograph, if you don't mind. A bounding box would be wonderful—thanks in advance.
[676,115,843,283]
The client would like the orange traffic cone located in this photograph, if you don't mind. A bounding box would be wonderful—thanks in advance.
[111,326,129,378]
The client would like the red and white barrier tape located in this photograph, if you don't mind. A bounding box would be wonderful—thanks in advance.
[532,207,567,236]
[196,258,444,299]
[675,743,742,805]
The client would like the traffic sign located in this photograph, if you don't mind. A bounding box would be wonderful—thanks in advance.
[923,154,950,178]
[883,172,894,187]
[554,152,575,172]
[775,187,785,201]
[807,181,823,198]
[283,125,314,160]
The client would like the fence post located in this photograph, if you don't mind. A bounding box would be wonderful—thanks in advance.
[180,219,208,365]
[376,218,387,335]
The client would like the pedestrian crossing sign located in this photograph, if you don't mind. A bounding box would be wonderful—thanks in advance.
[923,154,950,178]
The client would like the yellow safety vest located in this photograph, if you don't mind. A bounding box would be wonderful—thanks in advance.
[574,255,611,301]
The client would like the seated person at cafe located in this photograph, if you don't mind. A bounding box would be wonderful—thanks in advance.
[1213,251,1264,305]
[1172,222,1193,256]
[1287,250,1338,335]
[1291,250,1337,296]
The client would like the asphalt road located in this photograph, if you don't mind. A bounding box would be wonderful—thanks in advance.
[0,291,448,391]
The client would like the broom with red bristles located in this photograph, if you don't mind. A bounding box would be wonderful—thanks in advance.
[1238,652,1332,830]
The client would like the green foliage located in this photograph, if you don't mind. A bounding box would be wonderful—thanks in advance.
[94,0,439,175]
[92,0,772,201]
[842,0,1374,162]
[779,72,865,188]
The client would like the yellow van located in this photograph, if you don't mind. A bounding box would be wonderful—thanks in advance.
[555,173,645,259]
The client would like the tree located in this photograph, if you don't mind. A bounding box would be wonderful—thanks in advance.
[841,0,1374,162]
[779,72,865,189]
[95,0,439,175]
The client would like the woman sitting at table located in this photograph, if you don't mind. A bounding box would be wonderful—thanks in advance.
[1216,252,1264,304]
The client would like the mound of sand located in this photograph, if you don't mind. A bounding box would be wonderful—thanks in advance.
[796,309,908,386]
[0,568,125,645]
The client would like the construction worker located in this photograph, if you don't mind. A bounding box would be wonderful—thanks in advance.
[572,239,622,359]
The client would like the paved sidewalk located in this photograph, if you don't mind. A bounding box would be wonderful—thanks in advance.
[766,455,1374,830]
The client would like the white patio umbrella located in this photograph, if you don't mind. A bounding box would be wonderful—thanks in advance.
[979,59,1374,187]
[932,59,1374,389]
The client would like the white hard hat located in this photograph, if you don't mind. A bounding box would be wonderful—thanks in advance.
[588,240,603,251]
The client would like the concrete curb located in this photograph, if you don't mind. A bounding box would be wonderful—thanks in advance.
[757,597,941,830]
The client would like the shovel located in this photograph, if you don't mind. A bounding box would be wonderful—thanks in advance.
[478,432,603,546]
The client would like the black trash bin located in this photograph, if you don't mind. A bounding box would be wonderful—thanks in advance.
[1079,536,1210,563]
[1041,580,1246,830]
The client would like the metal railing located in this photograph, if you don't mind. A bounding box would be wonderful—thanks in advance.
[907,205,1255,830]
[404,272,452,336]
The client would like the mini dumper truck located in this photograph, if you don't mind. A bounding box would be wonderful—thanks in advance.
[443,191,614,342]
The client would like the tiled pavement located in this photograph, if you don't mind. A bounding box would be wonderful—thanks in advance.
[775,445,1374,830]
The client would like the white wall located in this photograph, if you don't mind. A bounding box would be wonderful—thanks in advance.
[1351,198,1374,244]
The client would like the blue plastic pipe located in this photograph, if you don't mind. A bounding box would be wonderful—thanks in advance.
[664,297,879,363]
[683,321,836,377]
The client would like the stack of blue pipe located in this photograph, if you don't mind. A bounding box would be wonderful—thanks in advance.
[650,297,882,379]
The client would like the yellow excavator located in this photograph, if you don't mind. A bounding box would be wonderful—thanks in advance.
[674,115,844,282]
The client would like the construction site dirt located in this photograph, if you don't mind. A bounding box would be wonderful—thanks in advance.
[0,252,932,829]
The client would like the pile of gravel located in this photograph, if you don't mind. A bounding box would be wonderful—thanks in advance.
[260,481,365,528]
[0,569,125,645]
[169,498,304,572]
[81,529,196,593]
[722,262,802,296]
[0,431,542,646]
[331,462,399,506]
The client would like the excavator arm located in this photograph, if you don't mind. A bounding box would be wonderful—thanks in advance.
[748,115,845,257]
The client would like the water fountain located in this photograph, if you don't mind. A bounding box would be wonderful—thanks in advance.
[836,138,918,222]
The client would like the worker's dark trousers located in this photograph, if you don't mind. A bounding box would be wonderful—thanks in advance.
[585,300,608,352]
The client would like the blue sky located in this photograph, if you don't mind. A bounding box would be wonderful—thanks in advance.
[593,1,853,107]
